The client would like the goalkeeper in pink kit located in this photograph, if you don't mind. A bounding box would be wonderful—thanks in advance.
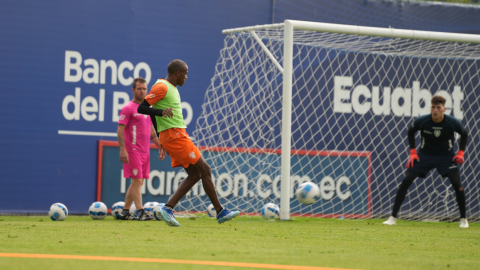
[116,77,164,221]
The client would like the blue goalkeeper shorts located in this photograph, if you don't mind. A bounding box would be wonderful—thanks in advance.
[407,152,459,178]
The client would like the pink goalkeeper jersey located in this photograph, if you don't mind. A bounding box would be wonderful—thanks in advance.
[118,101,152,154]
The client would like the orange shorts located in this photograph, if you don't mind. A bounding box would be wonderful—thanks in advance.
[162,136,201,168]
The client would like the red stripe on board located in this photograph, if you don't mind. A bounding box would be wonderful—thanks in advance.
[197,145,370,158]
[96,141,103,202]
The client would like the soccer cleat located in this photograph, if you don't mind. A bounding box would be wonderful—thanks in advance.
[459,218,469,228]
[120,213,139,220]
[137,209,154,221]
[383,216,397,225]
[141,213,155,221]
[157,207,181,227]
[118,209,139,220]
[217,208,240,224]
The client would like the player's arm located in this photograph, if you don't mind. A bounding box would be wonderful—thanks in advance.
[137,83,174,117]
[453,123,469,164]
[150,125,160,148]
[117,124,129,164]
[459,129,468,151]
[137,100,174,118]
[150,114,159,137]
[406,124,420,168]
[150,125,166,161]
[407,126,416,150]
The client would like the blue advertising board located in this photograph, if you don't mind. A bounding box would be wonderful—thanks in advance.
[98,141,371,217]
[2,0,480,214]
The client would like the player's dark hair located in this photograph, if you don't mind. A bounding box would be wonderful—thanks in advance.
[167,59,187,75]
[132,77,146,89]
[431,95,446,105]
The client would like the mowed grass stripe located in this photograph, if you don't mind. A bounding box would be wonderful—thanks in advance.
[2,216,479,270]
[0,253,358,270]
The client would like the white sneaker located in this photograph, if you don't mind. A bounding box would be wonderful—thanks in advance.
[459,218,469,228]
[383,216,397,225]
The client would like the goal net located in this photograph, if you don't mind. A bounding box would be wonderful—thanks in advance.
[182,21,480,222]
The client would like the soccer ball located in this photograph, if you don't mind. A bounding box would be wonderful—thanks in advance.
[53,202,68,215]
[52,202,68,217]
[143,202,159,216]
[296,182,321,205]
[261,203,280,219]
[89,202,108,220]
[49,203,68,221]
[153,203,165,221]
[206,204,216,217]
[111,201,125,220]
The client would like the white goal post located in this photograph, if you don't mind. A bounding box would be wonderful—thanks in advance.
[188,20,480,222]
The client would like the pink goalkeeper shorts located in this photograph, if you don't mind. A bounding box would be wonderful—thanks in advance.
[123,151,150,179]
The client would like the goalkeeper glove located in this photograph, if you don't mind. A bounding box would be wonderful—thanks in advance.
[453,150,465,164]
[406,149,420,169]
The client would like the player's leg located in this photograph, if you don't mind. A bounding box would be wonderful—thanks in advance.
[157,138,202,226]
[157,166,200,226]
[119,159,134,220]
[124,183,133,210]
[118,182,139,220]
[130,178,146,217]
[446,170,468,228]
[158,136,239,225]
[118,180,140,220]
[193,157,222,212]
[186,156,239,223]
[129,178,144,207]
[160,158,220,226]
[136,153,154,221]
[383,170,422,225]
[119,154,142,220]
[391,170,423,217]
[164,164,202,208]
[163,157,222,211]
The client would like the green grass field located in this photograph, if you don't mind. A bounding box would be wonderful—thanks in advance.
[0,215,478,270]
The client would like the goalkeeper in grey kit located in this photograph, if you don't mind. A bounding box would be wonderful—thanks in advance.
[383,95,469,228]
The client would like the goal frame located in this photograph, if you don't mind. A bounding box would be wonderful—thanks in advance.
[222,20,480,220]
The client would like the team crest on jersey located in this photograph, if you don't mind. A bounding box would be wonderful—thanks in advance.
[189,151,196,159]
[133,169,138,176]
[434,130,441,137]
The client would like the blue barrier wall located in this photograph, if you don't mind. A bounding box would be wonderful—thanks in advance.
[99,143,370,217]
[1,0,480,213]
